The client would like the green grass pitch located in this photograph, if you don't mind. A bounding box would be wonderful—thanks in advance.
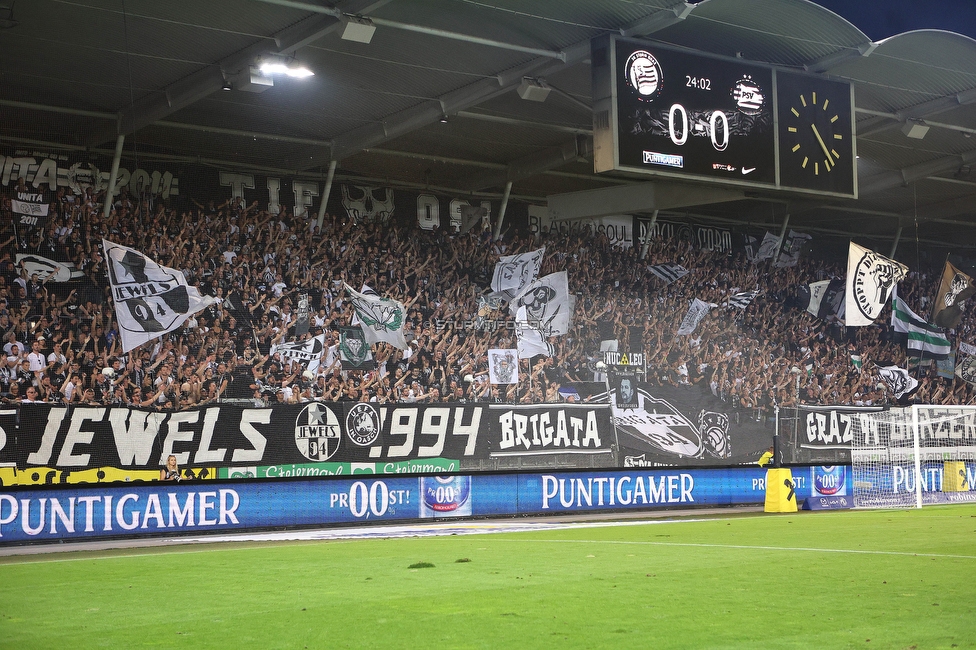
[1,505,975,649]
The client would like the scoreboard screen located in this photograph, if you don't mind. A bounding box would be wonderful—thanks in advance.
[592,36,856,199]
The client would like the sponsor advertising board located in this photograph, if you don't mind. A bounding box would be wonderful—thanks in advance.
[0,467,766,543]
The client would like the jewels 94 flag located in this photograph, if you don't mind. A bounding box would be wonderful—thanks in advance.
[104,239,215,353]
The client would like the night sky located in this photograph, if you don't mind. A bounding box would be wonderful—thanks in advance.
[809,0,976,41]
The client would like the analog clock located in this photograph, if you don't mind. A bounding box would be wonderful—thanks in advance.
[777,71,856,196]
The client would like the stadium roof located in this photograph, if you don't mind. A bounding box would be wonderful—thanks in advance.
[4,0,976,251]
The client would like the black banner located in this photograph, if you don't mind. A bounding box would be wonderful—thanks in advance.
[633,217,734,253]
[0,402,620,485]
[1,147,533,236]
[571,382,773,467]
[0,388,778,485]
[778,406,880,465]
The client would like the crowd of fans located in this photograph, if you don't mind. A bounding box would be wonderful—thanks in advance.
[1,179,973,414]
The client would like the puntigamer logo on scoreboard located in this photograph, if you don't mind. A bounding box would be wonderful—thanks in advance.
[643,151,683,168]
[295,403,341,461]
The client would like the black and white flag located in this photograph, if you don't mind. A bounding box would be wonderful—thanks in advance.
[727,290,759,310]
[458,204,487,234]
[800,279,831,317]
[339,326,375,371]
[491,247,544,301]
[515,305,554,359]
[751,232,781,263]
[647,263,689,285]
[846,241,908,327]
[294,292,311,337]
[877,365,919,400]
[475,294,503,330]
[676,299,715,336]
[11,188,51,236]
[103,239,215,354]
[488,349,519,384]
[15,253,83,282]
[509,271,571,336]
[932,260,975,329]
[271,333,327,373]
[773,230,812,268]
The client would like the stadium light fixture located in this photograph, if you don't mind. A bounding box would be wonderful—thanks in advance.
[257,55,314,79]
[341,15,376,44]
[902,118,929,140]
[517,76,551,102]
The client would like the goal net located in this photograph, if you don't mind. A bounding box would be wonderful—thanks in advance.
[851,405,976,508]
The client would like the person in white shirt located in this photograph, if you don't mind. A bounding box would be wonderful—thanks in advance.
[47,342,67,367]
[27,339,48,373]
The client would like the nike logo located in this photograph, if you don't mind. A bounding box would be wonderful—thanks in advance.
[742,167,756,175]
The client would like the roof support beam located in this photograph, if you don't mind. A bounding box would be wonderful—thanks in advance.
[87,1,390,146]
[459,135,591,192]
[253,0,565,59]
[858,148,976,196]
[855,87,976,138]
[314,6,694,169]
[620,3,695,38]
[547,182,743,222]
[804,41,877,74]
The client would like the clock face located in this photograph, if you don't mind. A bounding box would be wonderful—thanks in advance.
[776,71,856,196]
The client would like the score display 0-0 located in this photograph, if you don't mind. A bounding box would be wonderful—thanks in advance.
[592,36,856,198]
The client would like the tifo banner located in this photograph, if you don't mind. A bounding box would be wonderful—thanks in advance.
[634,217,734,253]
[570,382,773,467]
[1,402,620,485]
[0,147,533,237]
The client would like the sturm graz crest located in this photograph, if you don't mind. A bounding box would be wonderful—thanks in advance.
[698,410,731,459]
[295,403,341,461]
[346,403,380,447]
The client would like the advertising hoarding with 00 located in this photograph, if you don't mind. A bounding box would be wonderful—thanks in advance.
[0,467,774,543]
[592,36,856,198]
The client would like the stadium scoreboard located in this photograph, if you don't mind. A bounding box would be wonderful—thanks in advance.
[592,36,856,198]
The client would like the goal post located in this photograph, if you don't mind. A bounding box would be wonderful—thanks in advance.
[851,405,976,509]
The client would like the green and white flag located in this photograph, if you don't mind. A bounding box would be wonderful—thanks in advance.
[339,326,376,370]
[345,283,408,350]
[891,286,951,360]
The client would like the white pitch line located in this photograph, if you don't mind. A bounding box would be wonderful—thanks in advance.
[0,518,710,564]
[491,538,976,560]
